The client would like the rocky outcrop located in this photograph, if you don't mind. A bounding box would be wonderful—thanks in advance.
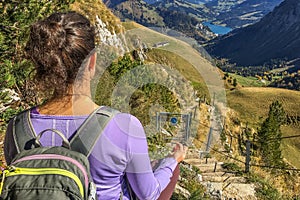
[95,15,126,54]
[0,89,20,112]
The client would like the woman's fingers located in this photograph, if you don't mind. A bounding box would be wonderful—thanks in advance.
[172,142,188,163]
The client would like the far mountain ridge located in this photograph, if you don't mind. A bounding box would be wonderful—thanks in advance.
[103,0,215,42]
[104,0,283,31]
[144,0,283,28]
[207,0,300,66]
[103,0,283,46]
[206,0,283,28]
[145,0,209,4]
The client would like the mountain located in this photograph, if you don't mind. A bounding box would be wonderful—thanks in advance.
[144,0,211,4]
[103,0,215,42]
[104,0,283,38]
[152,0,214,21]
[104,0,213,23]
[102,0,125,7]
[145,0,282,28]
[103,0,165,27]
[207,0,283,28]
[206,0,300,66]
[144,0,163,3]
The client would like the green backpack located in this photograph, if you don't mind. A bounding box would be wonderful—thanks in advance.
[0,106,118,200]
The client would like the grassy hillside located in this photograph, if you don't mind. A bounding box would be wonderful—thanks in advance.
[146,49,209,98]
[227,87,300,168]
[108,0,165,27]
[228,73,270,87]
[281,126,300,168]
[123,21,224,101]
[227,87,300,127]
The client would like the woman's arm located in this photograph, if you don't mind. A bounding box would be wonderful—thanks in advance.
[123,114,184,200]
[126,157,177,200]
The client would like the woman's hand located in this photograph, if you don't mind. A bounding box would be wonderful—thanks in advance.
[170,142,188,163]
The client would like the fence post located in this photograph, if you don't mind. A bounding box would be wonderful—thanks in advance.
[245,140,251,173]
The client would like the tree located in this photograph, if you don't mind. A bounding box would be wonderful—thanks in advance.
[233,78,237,87]
[258,101,286,167]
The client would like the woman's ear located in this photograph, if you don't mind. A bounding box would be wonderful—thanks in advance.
[88,52,97,77]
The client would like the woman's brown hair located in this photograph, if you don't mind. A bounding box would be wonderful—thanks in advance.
[25,11,95,96]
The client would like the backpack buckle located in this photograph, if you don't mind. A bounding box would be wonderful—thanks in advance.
[88,182,97,200]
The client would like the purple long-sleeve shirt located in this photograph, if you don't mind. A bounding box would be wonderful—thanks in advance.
[4,107,177,200]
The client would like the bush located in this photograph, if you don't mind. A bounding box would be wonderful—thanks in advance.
[247,173,282,200]
[175,165,208,200]
[222,162,242,173]
[0,1,73,131]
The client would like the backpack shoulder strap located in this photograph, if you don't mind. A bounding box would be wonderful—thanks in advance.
[70,106,119,156]
[13,109,36,153]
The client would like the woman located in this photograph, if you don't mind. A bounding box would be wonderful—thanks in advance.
[4,11,187,200]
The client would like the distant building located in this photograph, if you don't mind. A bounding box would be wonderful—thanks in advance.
[153,41,169,48]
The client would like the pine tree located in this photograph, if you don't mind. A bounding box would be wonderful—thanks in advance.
[233,78,237,87]
[258,100,286,167]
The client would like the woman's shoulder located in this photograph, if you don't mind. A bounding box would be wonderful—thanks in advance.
[100,106,141,125]
[105,108,145,138]
[114,112,142,125]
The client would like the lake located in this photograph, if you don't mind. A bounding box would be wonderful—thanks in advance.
[203,22,232,35]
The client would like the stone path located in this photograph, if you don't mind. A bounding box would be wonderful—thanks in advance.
[184,156,257,200]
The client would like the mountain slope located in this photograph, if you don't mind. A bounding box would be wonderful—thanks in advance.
[207,0,300,66]
[152,0,213,20]
[104,0,215,42]
[148,0,282,28]
[103,0,165,27]
[144,0,211,5]
[207,0,283,28]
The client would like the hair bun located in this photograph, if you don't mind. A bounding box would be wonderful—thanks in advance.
[26,11,95,96]
[47,21,66,50]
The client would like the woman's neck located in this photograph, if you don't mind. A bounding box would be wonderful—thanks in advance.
[38,94,98,116]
